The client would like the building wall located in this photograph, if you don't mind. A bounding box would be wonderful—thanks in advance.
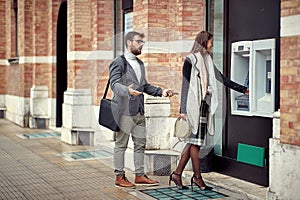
[0,0,206,127]
[1,0,299,197]
[132,0,206,116]
[280,0,300,146]
[0,0,7,110]
[268,0,300,199]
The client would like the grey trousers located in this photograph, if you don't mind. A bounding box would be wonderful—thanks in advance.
[114,113,146,177]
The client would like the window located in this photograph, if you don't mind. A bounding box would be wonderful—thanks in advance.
[206,0,224,155]
[13,0,18,57]
[8,0,18,63]
[207,0,224,68]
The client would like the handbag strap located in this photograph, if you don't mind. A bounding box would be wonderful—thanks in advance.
[103,80,110,99]
[103,55,127,99]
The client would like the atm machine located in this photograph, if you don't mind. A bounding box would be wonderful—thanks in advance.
[229,38,276,171]
[231,38,276,117]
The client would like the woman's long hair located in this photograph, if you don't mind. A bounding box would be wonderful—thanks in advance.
[190,31,213,55]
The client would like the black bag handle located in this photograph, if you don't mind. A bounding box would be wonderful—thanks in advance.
[103,55,127,99]
[103,80,110,99]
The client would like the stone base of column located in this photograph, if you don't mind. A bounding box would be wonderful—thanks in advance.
[61,127,94,146]
[0,95,5,119]
[61,89,94,145]
[29,116,49,129]
[0,108,5,118]
[5,95,29,127]
[144,95,171,150]
[144,150,180,176]
[267,110,300,200]
[29,86,49,129]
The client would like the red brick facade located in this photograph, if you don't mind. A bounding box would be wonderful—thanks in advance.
[0,0,206,121]
[133,0,205,115]
[2,0,61,98]
[281,0,300,16]
[280,0,300,146]
[0,0,8,95]
[0,0,299,148]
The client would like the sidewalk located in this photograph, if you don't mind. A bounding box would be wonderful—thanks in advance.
[0,119,267,199]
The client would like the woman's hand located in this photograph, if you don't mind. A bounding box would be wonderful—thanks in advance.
[180,113,187,120]
[245,88,249,96]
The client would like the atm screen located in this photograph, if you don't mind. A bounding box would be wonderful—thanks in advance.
[238,46,243,51]
[266,60,271,93]
[244,72,249,88]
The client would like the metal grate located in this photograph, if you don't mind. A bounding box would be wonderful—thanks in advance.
[59,149,113,161]
[140,186,227,200]
[18,132,61,139]
[153,154,171,176]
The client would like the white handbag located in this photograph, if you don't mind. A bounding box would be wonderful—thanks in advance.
[174,117,191,138]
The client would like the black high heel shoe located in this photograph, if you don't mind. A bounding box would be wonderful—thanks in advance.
[190,175,213,191]
[169,172,189,190]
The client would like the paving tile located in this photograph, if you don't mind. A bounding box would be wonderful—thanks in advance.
[0,190,27,200]
[0,119,266,200]
[0,178,16,188]
[17,183,58,196]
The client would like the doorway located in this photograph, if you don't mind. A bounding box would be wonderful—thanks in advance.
[56,1,67,127]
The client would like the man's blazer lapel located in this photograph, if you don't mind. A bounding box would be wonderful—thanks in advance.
[126,63,139,84]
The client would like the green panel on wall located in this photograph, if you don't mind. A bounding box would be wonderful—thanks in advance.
[237,143,265,167]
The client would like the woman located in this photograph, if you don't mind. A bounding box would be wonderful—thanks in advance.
[169,31,249,190]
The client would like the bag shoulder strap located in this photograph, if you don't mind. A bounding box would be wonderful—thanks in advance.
[103,55,127,99]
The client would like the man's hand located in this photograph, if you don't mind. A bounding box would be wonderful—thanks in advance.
[128,84,143,96]
[162,89,174,97]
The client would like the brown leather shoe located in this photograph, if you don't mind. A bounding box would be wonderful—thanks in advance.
[135,175,159,186]
[115,175,135,188]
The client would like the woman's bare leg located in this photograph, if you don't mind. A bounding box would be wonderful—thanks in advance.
[190,144,209,188]
[171,144,192,187]
[190,144,201,177]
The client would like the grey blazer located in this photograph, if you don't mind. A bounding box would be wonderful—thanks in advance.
[109,55,162,116]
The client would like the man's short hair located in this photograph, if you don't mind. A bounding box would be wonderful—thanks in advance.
[125,31,145,48]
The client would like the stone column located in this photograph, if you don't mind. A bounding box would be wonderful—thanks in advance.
[61,89,94,145]
[267,110,300,199]
[0,95,5,118]
[29,86,49,128]
[144,95,171,150]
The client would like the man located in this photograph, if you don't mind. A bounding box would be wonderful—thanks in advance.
[109,31,173,188]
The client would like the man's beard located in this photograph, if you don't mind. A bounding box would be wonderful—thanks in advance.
[130,45,142,55]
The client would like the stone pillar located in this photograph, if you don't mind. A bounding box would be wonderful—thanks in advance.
[144,95,171,150]
[29,86,49,128]
[0,95,5,118]
[268,110,280,199]
[61,89,94,145]
[268,110,300,200]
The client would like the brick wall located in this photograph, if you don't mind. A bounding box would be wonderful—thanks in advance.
[1,0,208,122]
[280,0,300,145]
[68,0,114,104]
[2,0,64,99]
[0,0,6,95]
[133,0,205,116]
[94,0,114,104]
